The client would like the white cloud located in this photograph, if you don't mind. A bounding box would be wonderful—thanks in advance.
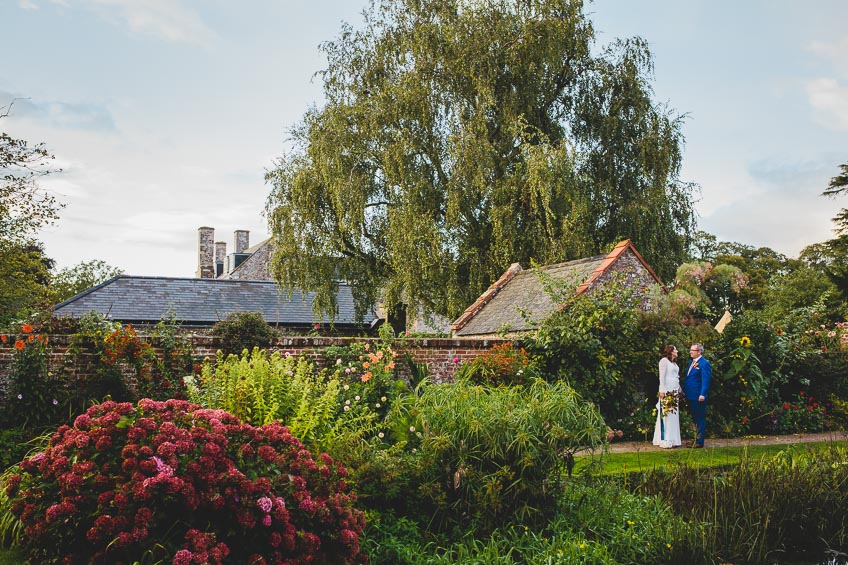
[34,0,218,48]
[807,37,848,75]
[805,78,848,131]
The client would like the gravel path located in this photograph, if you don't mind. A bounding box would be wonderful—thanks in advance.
[607,430,848,453]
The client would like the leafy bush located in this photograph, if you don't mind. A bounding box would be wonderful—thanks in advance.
[360,481,697,564]
[185,349,341,448]
[0,325,66,429]
[146,310,194,400]
[63,312,133,404]
[211,312,278,356]
[408,379,607,532]
[763,391,826,434]
[453,342,537,386]
[3,399,365,564]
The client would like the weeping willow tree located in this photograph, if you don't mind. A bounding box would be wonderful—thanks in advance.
[265,0,697,322]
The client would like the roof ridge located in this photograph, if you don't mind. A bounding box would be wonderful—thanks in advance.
[451,262,523,333]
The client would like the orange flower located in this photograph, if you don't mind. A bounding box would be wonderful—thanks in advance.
[0,335,6,343]
[14,340,25,351]
[36,334,43,341]
[387,361,395,369]
[364,343,370,351]
[363,361,370,369]
[27,335,34,342]
[21,324,33,334]
[376,351,384,359]
[361,371,372,383]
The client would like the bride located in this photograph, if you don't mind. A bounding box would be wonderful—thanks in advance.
[652,344,682,448]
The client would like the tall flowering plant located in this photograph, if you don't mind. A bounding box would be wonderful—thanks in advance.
[0,324,64,428]
[3,399,365,564]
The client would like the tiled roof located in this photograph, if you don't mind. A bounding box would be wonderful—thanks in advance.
[53,276,376,327]
[451,240,664,337]
[452,255,606,336]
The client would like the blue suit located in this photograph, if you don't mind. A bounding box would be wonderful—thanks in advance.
[684,356,711,446]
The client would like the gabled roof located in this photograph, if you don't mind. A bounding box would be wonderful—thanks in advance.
[451,240,664,337]
[53,276,377,327]
[219,238,273,280]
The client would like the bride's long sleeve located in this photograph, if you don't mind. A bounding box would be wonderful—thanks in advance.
[658,358,668,393]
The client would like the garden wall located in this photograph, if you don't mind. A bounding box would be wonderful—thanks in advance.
[0,334,509,386]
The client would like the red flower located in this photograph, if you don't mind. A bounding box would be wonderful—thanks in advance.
[14,340,24,351]
[783,403,790,410]
[0,335,6,343]
[21,324,33,334]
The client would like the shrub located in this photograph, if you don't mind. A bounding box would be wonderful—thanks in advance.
[211,312,278,356]
[407,379,607,532]
[0,325,66,429]
[185,349,341,448]
[453,342,537,386]
[3,399,365,564]
[63,312,134,404]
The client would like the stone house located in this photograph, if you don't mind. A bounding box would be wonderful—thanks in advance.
[450,240,665,339]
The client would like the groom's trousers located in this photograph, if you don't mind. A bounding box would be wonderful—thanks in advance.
[690,401,706,446]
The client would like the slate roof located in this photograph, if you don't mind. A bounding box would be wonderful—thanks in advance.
[52,276,377,327]
[451,240,663,337]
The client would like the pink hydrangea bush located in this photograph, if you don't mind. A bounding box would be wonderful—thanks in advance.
[4,399,365,564]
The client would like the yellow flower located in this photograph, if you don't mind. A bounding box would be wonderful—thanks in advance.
[740,336,751,347]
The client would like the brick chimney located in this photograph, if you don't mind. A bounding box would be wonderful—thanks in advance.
[215,241,227,277]
[196,227,215,278]
[234,230,250,254]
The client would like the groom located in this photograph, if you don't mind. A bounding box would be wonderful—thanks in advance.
[684,343,711,448]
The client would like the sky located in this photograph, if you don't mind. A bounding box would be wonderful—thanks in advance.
[2,0,846,278]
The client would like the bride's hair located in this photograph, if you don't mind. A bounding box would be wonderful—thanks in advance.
[661,344,676,361]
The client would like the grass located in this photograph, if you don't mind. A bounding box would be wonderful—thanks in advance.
[576,439,848,476]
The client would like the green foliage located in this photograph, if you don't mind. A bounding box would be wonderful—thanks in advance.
[265,0,695,321]
[635,444,848,563]
[148,308,194,400]
[0,103,62,244]
[453,342,538,386]
[0,325,65,429]
[361,480,696,564]
[210,311,278,356]
[185,349,342,446]
[48,259,123,304]
[673,260,748,321]
[409,379,606,532]
[526,277,659,425]
[0,240,53,325]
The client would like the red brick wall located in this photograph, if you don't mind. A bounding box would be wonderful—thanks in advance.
[0,334,508,388]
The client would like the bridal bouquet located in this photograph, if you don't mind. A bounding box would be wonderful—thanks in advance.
[660,390,683,415]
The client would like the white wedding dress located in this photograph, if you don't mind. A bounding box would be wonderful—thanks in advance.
[652,357,682,448]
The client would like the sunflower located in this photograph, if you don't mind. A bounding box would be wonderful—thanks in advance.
[740,336,751,347]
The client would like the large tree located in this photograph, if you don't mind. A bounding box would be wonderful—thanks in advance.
[266,0,696,320]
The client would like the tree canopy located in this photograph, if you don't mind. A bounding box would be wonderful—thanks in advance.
[266,0,696,320]
[49,259,124,305]
[1,101,62,243]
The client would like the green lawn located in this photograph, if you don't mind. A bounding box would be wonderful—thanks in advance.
[576,439,848,476]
